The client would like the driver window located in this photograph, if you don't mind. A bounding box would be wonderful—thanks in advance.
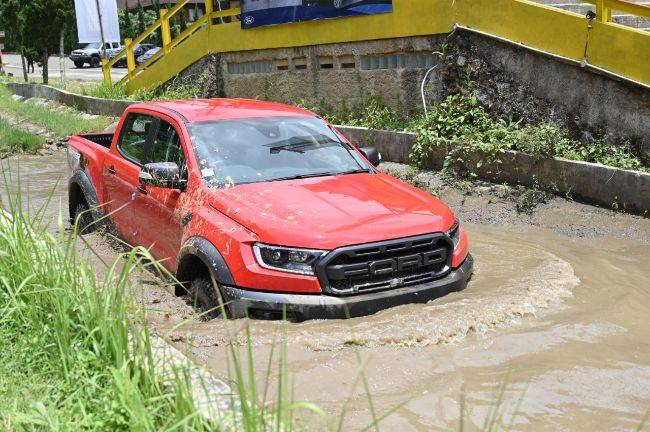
[118,113,155,164]
[151,119,187,178]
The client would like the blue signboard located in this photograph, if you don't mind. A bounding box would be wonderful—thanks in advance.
[241,0,393,29]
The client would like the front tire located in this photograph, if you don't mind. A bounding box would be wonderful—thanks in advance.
[189,276,228,319]
[90,56,101,68]
[73,202,96,234]
[73,60,84,68]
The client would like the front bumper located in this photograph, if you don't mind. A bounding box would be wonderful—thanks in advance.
[70,55,92,62]
[222,254,473,321]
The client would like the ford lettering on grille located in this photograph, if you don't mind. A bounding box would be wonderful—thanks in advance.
[315,233,453,296]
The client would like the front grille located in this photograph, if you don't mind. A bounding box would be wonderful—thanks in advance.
[315,233,453,296]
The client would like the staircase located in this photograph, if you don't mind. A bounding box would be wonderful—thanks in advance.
[533,0,650,30]
[104,0,650,94]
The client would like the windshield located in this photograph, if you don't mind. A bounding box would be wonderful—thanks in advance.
[189,116,370,187]
[81,42,101,49]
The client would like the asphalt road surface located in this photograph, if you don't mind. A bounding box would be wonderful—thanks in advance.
[1,53,127,82]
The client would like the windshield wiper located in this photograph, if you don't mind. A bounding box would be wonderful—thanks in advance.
[269,169,372,183]
[266,135,339,154]
[269,172,336,182]
[336,168,373,175]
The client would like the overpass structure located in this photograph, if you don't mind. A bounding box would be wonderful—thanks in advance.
[103,0,650,93]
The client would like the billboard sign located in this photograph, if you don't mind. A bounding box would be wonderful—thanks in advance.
[74,0,121,43]
[241,0,393,29]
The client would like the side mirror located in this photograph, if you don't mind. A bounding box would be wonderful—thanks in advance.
[359,147,382,166]
[139,162,186,190]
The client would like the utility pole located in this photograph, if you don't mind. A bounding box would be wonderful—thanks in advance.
[95,0,107,59]
[60,29,66,87]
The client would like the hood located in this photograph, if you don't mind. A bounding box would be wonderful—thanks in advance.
[207,173,455,250]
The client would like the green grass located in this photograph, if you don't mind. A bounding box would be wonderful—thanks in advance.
[0,116,44,156]
[0,86,114,137]
[0,188,207,430]
[0,179,338,431]
[3,76,203,103]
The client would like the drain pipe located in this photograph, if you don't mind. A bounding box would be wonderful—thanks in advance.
[421,64,438,116]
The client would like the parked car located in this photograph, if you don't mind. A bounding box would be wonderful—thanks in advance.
[67,99,472,321]
[70,42,122,68]
[136,47,161,65]
[112,44,158,68]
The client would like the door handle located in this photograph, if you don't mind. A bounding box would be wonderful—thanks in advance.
[106,166,116,175]
[136,185,148,195]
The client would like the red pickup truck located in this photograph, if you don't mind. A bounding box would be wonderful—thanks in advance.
[67,99,472,321]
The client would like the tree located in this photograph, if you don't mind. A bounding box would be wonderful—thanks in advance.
[136,0,147,35]
[179,7,187,32]
[0,0,74,84]
[193,2,200,23]
[119,0,137,40]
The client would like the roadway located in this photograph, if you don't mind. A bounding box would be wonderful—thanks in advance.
[1,53,128,82]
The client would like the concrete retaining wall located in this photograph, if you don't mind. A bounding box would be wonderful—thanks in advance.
[337,126,650,214]
[169,29,650,163]
[6,83,134,117]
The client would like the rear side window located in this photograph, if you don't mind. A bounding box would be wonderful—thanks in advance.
[118,113,156,164]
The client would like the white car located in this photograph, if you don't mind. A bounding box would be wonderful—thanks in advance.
[70,42,122,68]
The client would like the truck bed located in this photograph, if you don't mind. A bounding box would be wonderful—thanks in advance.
[77,133,114,149]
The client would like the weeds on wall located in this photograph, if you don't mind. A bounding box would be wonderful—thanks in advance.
[303,91,647,174]
[410,92,647,174]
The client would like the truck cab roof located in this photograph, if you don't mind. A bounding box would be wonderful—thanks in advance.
[130,98,316,123]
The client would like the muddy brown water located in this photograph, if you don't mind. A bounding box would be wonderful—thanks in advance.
[2,153,649,431]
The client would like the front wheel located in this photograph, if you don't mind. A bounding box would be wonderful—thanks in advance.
[73,202,96,234]
[90,56,101,68]
[73,60,84,68]
[189,276,228,319]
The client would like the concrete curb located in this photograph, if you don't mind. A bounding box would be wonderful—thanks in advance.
[6,82,134,117]
[337,125,650,214]
[149,334,234,422]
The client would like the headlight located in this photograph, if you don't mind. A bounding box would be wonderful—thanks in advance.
[253,243,327,276]
[446,219,460,246]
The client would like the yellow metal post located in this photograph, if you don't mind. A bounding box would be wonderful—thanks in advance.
[125,38,136,79]
[102,58,111,85]
[204,0,213,15]
[160,8,172,54]
[596,0,612,22]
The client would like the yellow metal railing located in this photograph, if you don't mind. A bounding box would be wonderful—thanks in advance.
[584,0,650,22]
[105,0,650,93]
[104,0,239,85]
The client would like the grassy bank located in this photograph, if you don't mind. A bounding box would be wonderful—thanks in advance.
[3,76,201,102]
[0,117,43,157]
[0,188,332,431]
[0,86,114,137]
[0,195,206,430]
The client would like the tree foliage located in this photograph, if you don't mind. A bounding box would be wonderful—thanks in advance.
[0,0,75,83]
